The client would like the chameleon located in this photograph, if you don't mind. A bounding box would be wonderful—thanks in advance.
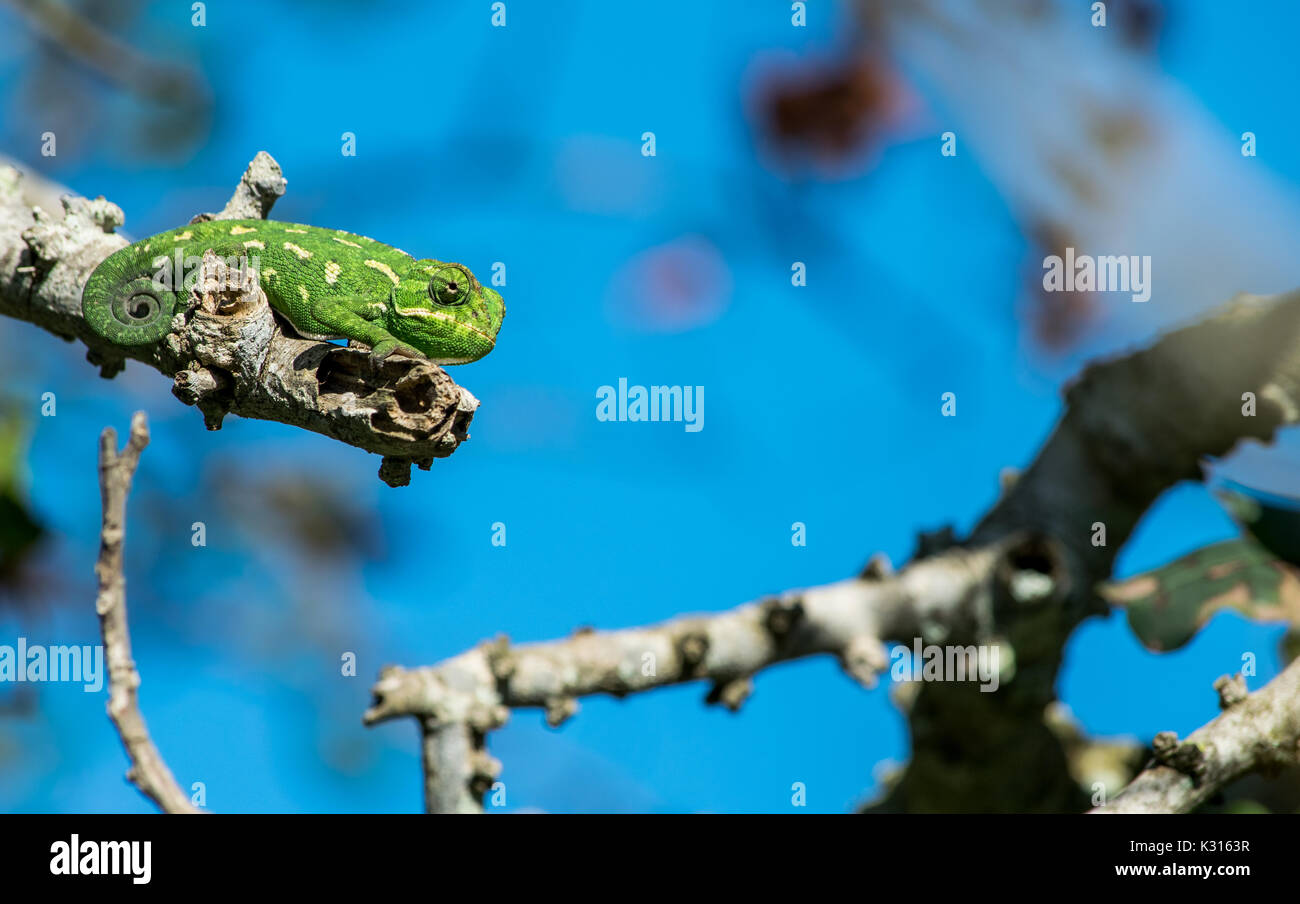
[81,219,505,363]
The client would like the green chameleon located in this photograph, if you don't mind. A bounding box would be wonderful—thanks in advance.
[81,219,505,363]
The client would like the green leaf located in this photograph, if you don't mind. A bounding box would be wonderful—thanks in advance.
[1103,539,1300,652]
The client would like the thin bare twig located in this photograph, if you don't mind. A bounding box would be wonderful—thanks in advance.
[95,411,198,814]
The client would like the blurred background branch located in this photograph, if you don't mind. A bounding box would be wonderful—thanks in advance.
[6,0,204,105]
[369,289,1300,813]
[94,412,198,814]
[2,0,211,163]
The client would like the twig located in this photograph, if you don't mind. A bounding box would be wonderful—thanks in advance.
[94,411,198,814]
[1092,661,1300,813]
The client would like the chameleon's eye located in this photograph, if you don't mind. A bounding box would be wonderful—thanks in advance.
[428,265,473,306]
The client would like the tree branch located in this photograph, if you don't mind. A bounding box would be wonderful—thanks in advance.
[364,535,1053,812]
[869,289,1300,813]
[367,289,1300,813]
[95,411,198,814]
[1092,662,1300,814]
[0,152,479,487]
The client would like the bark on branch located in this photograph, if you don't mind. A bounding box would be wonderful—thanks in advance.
[364,541,1023,812]
[0,152,478,487]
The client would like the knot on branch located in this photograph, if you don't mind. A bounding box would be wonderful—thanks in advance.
[544,696,578,727]
[482,635,516,684]
[675,631,710,677]
[859,552,893,580]
[1214,673,1248,710]
[839,634,889,689]
[761,595,805,640]
[706,676,753,711]
[468,750,503,798]
[1151,730,1208,785]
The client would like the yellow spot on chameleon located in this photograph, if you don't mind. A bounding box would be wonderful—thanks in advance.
[230,225,258,235]
[173,231,193,241]
[364,259,401,287]
[299,285,310,302]
[151,255,168,268]
[284,242,312,259]
[324,261,342,284]
[286,228,308,234]
[243,240,265,250]
[403,307,495,342]
[263,268,277,279]
[143,244,151,253]
[331,236,362,249]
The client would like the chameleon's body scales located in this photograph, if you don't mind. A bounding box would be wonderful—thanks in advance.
[81,219,505,364]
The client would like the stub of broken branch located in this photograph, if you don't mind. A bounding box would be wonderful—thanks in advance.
[0,151,479,486]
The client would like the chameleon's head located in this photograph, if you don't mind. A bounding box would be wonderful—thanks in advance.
[391,261,505,363]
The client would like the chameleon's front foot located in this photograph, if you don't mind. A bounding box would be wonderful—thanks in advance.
[369,338,427,362]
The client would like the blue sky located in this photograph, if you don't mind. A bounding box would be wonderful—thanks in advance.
[0,1,1296,813]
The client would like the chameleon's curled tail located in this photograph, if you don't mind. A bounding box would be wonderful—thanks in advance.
[81,245,186,346]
